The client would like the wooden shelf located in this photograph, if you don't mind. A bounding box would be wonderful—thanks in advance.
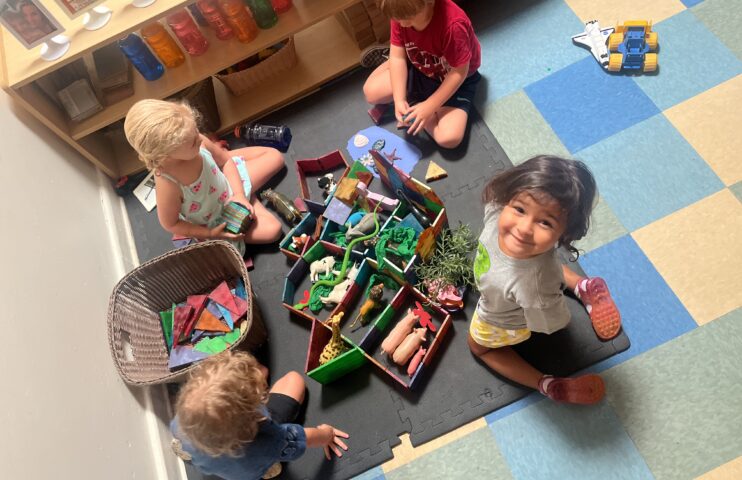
[67,0,359,139]
[114,14,361,177]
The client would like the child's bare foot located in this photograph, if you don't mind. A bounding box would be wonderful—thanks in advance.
[577,277,621,340]
[538,374,605,405]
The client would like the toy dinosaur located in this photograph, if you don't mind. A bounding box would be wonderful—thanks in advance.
[260,188,302,224]
[350,283,384,329]
[319,313,347,365]
[310,256,336,282]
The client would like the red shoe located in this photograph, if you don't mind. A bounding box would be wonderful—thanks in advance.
[578,277,621,340]
[539,374,605,405]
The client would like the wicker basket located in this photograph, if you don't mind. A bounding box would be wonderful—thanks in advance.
[215,36,297,96]
[167,77,221,133]
[107,241,267,386]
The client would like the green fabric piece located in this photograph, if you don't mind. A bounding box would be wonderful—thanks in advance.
[224,329,241,344]
[194,335,229,354]
[375,226,417,271]
[159,309,174,350]
[364,273,400,297]
[329,231,349,247]
[309,271,336,313]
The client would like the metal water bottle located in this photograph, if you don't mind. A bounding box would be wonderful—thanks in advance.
[235,123,292,152]
[118,34,165,81]
[196,0,233,41]
[166,10,210,56]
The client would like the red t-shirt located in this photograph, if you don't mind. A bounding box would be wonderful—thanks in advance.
[390,0,481,82]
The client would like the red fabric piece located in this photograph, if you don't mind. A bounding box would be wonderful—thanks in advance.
[390,0,481,82]
[172,305,194,348]
[183,295,208,339]
[209,281,239,314]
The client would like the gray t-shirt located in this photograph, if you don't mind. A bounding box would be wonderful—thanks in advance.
[473,203,570,334]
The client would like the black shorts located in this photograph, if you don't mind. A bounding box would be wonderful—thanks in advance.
[266,393,302,424]
[407,64,481,115]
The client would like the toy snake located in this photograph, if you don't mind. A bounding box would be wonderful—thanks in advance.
[294,204,381,310]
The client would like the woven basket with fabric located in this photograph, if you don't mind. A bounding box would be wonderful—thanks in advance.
[107,241,267,385]
[215,36,297,96]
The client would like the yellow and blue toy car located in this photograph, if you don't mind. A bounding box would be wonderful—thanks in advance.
[607,21,659,73]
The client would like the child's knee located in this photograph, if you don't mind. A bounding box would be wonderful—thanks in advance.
[435,131,464,150]
[467,334,488,357]
[267,149,285,174]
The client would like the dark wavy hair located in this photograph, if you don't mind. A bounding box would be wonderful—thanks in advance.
[482,155,597,259]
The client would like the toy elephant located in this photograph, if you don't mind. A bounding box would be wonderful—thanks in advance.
[393,327,427,365]
[310,256,336,282]
[380,308,419,356]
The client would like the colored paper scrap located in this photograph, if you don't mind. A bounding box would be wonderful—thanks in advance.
[194,336,229,355]
[172,305,193,348]
[195,309,231,333]
[159,310,174,350]
[235,279,247,300]
[209,281,239,315]
[217,304,234,329]
[183,294,208,339]
[168,346,209,370]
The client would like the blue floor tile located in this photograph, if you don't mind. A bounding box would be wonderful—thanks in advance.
[682,0,705,6]
[525,57,660,153]
[577,235,697,370]
[633,9,742,110]
[490,400,655,480]
[477,0,585,102]
[576,114,724,231]
[352,466,385,480]
[485,392,544,425]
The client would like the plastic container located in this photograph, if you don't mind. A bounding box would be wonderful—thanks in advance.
[235,123,292,152]
[218,0,258,43]
[118,34,165,81]
[270,0,292,15]
[245,0,277,29]
[141,22,185,68]
[187,3,209,26]
[196,0,233,41]
[166,10,210,56]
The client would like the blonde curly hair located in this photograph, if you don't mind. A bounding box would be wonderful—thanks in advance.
[175,350,268,457]
[124,99,202,170]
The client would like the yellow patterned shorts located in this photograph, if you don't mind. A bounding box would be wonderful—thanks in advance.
[469,312,532,348]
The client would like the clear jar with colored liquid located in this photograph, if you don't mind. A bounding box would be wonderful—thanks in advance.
[166,10,210,56]
[118,34,165,81]
[141,22,185,68]
[270,0,292,15]
[218,0,258,43]
[196,0,233,41]
[245,0,277,29]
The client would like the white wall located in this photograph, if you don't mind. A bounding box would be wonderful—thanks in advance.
[0,90,179,479]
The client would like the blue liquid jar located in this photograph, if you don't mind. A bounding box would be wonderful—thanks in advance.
[118,33,165,81]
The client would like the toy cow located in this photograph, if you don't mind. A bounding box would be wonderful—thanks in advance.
[380,308,419,356]
[310,256,335,282]
[393,327,427,365]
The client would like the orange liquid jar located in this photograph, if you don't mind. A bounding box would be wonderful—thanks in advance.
[141,22,185,68]
[218,0,258,43]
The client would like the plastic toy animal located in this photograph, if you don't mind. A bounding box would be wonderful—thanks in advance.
[317,173,337,197]
[392,327,427,365]
[319,264,359,305]
[572,20,614,68]
[260,188,302,224]
[346,212,377,240]
[350,283,384,328]
[310,256,336,282]
[606,20,658,73]
[381,308,419,355]
[407,346,427,377]
[319,313,347,365]
[290,233,308,251]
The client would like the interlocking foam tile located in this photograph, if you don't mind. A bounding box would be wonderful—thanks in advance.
[576,114,723,230]
[351,466,385,480]
[386,427,512,480]
[574,196,628,254]
[632,190,742,325]
[693,0,742,61]
[731,181,742,203]
[603,308,742,480]
[564,0,685,26]
[525,57,660,153]
[490,400,653,480]
[382,419,487,473]
[480,91,569,164]
[632,10,742,110]
[484,392,544,425]
[578,235,697,369]
[665,75,742,186]
[476,0,585,101]
[697,455,742,480]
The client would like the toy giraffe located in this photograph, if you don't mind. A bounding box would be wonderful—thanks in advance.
[319,313,347,365]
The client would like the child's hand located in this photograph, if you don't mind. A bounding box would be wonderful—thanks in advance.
[317,424,349,460]
[208,222,245,241]
[394,100,411,125]
[405,100,436,136]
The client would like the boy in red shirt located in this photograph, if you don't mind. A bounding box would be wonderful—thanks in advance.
[362,0,481,149]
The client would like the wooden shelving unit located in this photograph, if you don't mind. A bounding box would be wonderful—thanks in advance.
[0,0,363,178]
